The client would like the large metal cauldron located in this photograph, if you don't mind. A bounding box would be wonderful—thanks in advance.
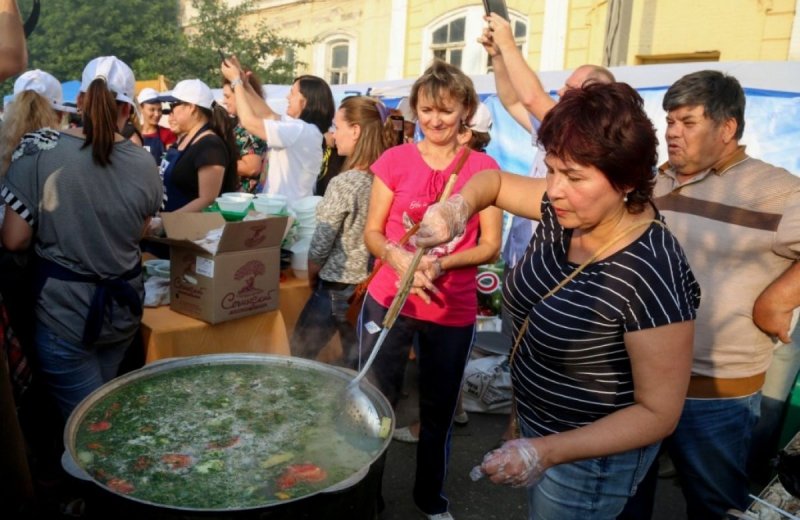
[63,354,394,519]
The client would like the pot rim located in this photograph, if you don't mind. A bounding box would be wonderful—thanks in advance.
[63,353,394,512]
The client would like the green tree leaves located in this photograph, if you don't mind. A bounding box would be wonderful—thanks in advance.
[1,0,306,98]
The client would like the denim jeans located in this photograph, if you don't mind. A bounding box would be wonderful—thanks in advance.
[35,322,131,418]
[664,394,761,519]
[290,281,357,367]
[358,294,475,515]
[520,421,659,520]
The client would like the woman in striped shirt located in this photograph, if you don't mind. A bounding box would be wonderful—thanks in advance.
[416,82,700,519]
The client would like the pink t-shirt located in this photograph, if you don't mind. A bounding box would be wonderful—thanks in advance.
[368,143,500,326]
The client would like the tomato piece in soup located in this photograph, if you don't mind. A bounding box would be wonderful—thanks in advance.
[107,478,135,494]
[287,463,327,483]
[161,453,193,469]
[87,420,112,432]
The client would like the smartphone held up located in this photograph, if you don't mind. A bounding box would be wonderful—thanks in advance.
[482,0,509,21]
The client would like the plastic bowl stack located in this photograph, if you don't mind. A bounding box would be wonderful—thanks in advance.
[143,259,170,278]
[216,194,251,213]
[289,196,322,240]
[253,193,288,215]
[286,196,323,279]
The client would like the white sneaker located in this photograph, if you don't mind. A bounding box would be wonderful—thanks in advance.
[392,426,419,443]
[453,411,469,425]
[422,512,454,520]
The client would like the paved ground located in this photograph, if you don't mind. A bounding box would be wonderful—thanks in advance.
[381,358,690,520]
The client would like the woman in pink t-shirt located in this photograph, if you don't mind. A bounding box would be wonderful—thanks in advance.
[359,60,502,520]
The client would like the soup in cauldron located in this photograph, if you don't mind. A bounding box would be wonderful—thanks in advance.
[72,362,389,510]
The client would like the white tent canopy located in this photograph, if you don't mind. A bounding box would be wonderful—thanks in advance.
[296,61,800,176]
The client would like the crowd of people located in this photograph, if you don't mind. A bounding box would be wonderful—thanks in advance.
[1,2,799,519]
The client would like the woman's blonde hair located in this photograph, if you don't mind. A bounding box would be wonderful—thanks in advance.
[1,90,63,175]
[338,96,394,171]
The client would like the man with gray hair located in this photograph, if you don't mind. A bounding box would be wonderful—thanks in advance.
[642,70,800,519]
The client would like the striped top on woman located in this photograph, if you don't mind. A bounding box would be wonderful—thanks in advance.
[505,195,700,437]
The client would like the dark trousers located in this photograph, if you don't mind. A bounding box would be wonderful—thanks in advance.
[357,294,474,515]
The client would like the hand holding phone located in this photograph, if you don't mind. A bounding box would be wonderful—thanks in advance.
[218,49,227,64]
[482,0,509,22]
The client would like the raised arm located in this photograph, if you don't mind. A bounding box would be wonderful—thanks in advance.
[221,57,278,141]
[480,29,530,130]
[0,0,27,81]
[416,170,546,249]
[483,13,555,123]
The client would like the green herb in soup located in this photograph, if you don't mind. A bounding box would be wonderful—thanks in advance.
[74,364,382,509]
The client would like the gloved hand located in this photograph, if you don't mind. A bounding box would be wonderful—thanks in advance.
[415,194,471,248]
[146,216,164,237]
[382,241,414,279]
[480,438,544,488]
[383,243,440,299]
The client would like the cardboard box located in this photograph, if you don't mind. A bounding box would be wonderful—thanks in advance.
[158,212,289,324]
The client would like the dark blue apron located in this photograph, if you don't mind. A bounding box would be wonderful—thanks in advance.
[160,124,210,212]
[34,256,142,347]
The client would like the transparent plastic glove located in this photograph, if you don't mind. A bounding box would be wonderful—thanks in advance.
[382,242,413,279]
[415,194,471,249]
[147,216,164,237]
[480,438,543,488]
[469,464,485,482]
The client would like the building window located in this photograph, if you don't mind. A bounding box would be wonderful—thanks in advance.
[431,17,466,68]
[314,34,356,85]
[328,40,349,85]
[425,7,527,75]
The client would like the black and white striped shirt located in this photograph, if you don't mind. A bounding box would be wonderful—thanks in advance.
[506,196,700,436]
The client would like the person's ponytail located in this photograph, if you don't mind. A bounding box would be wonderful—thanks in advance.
[205,103,239,193]
[81,78,118,166]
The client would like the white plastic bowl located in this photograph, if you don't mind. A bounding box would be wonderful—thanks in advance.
[220,192,254,201]
[253,194,288,214]
[296,224,316,239]
[144,259,170,278]
[216,196,251,213]
[290,196,323,213]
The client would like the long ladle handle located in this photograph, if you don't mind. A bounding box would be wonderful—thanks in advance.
[351,148,467,386]
[382,163,462,329]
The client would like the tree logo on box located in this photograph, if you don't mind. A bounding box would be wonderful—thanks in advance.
[234,260,266,294]
[244,225,268,248]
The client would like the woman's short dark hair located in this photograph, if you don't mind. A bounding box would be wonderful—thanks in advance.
[538,82,657,214]
[294,75,335,135]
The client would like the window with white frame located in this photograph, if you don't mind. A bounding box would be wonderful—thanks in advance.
[314,34,356,85]
[431,17,466,68]
[328,39,350,85]
[425,7,527,75]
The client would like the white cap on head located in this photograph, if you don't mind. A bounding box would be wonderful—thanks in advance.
[80,56,136,106]
[469,102,492,133]
[158,79,214,110]
[396,97,416,122]
[13,69,76,113]
[137,87,160,105]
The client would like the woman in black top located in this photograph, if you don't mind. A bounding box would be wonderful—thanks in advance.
[159,79,237,212]
[416,82,700,520]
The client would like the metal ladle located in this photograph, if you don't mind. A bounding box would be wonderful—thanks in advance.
[336,165,463,442]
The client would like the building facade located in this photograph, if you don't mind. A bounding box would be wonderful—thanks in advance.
[180,0,800,84]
